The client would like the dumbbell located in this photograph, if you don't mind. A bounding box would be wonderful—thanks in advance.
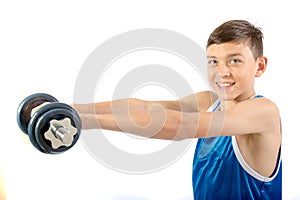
[16,93,82,154]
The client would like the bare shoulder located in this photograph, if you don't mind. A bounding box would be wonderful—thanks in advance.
[179,91,218,112]
[215,97,281,138]
[234,98,281,176]
[233,97,280,123]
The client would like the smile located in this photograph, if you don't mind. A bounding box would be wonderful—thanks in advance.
[216,82,236,90]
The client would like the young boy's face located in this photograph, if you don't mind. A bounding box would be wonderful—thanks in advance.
[206,42,264,101]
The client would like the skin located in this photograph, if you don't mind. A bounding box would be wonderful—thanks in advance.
[72,42,281,177]
[0,162,6,200]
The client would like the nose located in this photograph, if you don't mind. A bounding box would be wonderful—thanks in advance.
[217,63,230,77]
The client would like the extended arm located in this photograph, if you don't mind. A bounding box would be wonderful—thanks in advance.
[78,97,280,140]
[72,91,217,114]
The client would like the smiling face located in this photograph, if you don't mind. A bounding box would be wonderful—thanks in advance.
[207,42,267,102]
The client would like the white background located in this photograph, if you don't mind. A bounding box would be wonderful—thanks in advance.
[0,0,299,199]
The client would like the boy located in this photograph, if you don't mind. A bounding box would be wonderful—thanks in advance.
[73,20,282,199]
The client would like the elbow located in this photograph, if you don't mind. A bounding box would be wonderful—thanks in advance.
[160,114,184,140]
[148,111,185,141]
[174,112,205,140]
[148,110,201,141]
[162,111,195,141]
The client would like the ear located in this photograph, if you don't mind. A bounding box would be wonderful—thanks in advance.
[255,56,267,77]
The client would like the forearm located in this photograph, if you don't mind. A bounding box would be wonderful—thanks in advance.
[72,98,181,115]
[80,108,207,140]
[80,108,185,140]
[72,98,146,114]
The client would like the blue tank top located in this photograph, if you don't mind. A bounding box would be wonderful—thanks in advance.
[192,96,282,200]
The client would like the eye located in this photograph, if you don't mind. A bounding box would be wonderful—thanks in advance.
[229,58,241,64]
[208,59,217,66]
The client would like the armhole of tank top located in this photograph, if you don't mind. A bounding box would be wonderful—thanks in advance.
[207,99,220,112]
[231,136,281,182]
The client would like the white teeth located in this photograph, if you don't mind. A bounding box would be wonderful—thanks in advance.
[219,83,230,87]
[217,82,235,87]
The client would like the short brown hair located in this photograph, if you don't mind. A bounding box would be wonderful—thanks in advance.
[207,20,264,60]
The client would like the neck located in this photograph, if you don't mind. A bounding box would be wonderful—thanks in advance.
[220,100,238,111]
[220,94,256,111]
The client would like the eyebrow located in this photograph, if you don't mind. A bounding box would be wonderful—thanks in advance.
[207,53,244,59]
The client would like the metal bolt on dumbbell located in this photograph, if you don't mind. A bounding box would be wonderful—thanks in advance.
[16,93,82,154]
[45,118,78,149]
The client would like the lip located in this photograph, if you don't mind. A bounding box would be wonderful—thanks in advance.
[215,81,236,91]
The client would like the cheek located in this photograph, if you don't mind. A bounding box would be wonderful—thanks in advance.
[236,71,256,86]
[207,69,215,86]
